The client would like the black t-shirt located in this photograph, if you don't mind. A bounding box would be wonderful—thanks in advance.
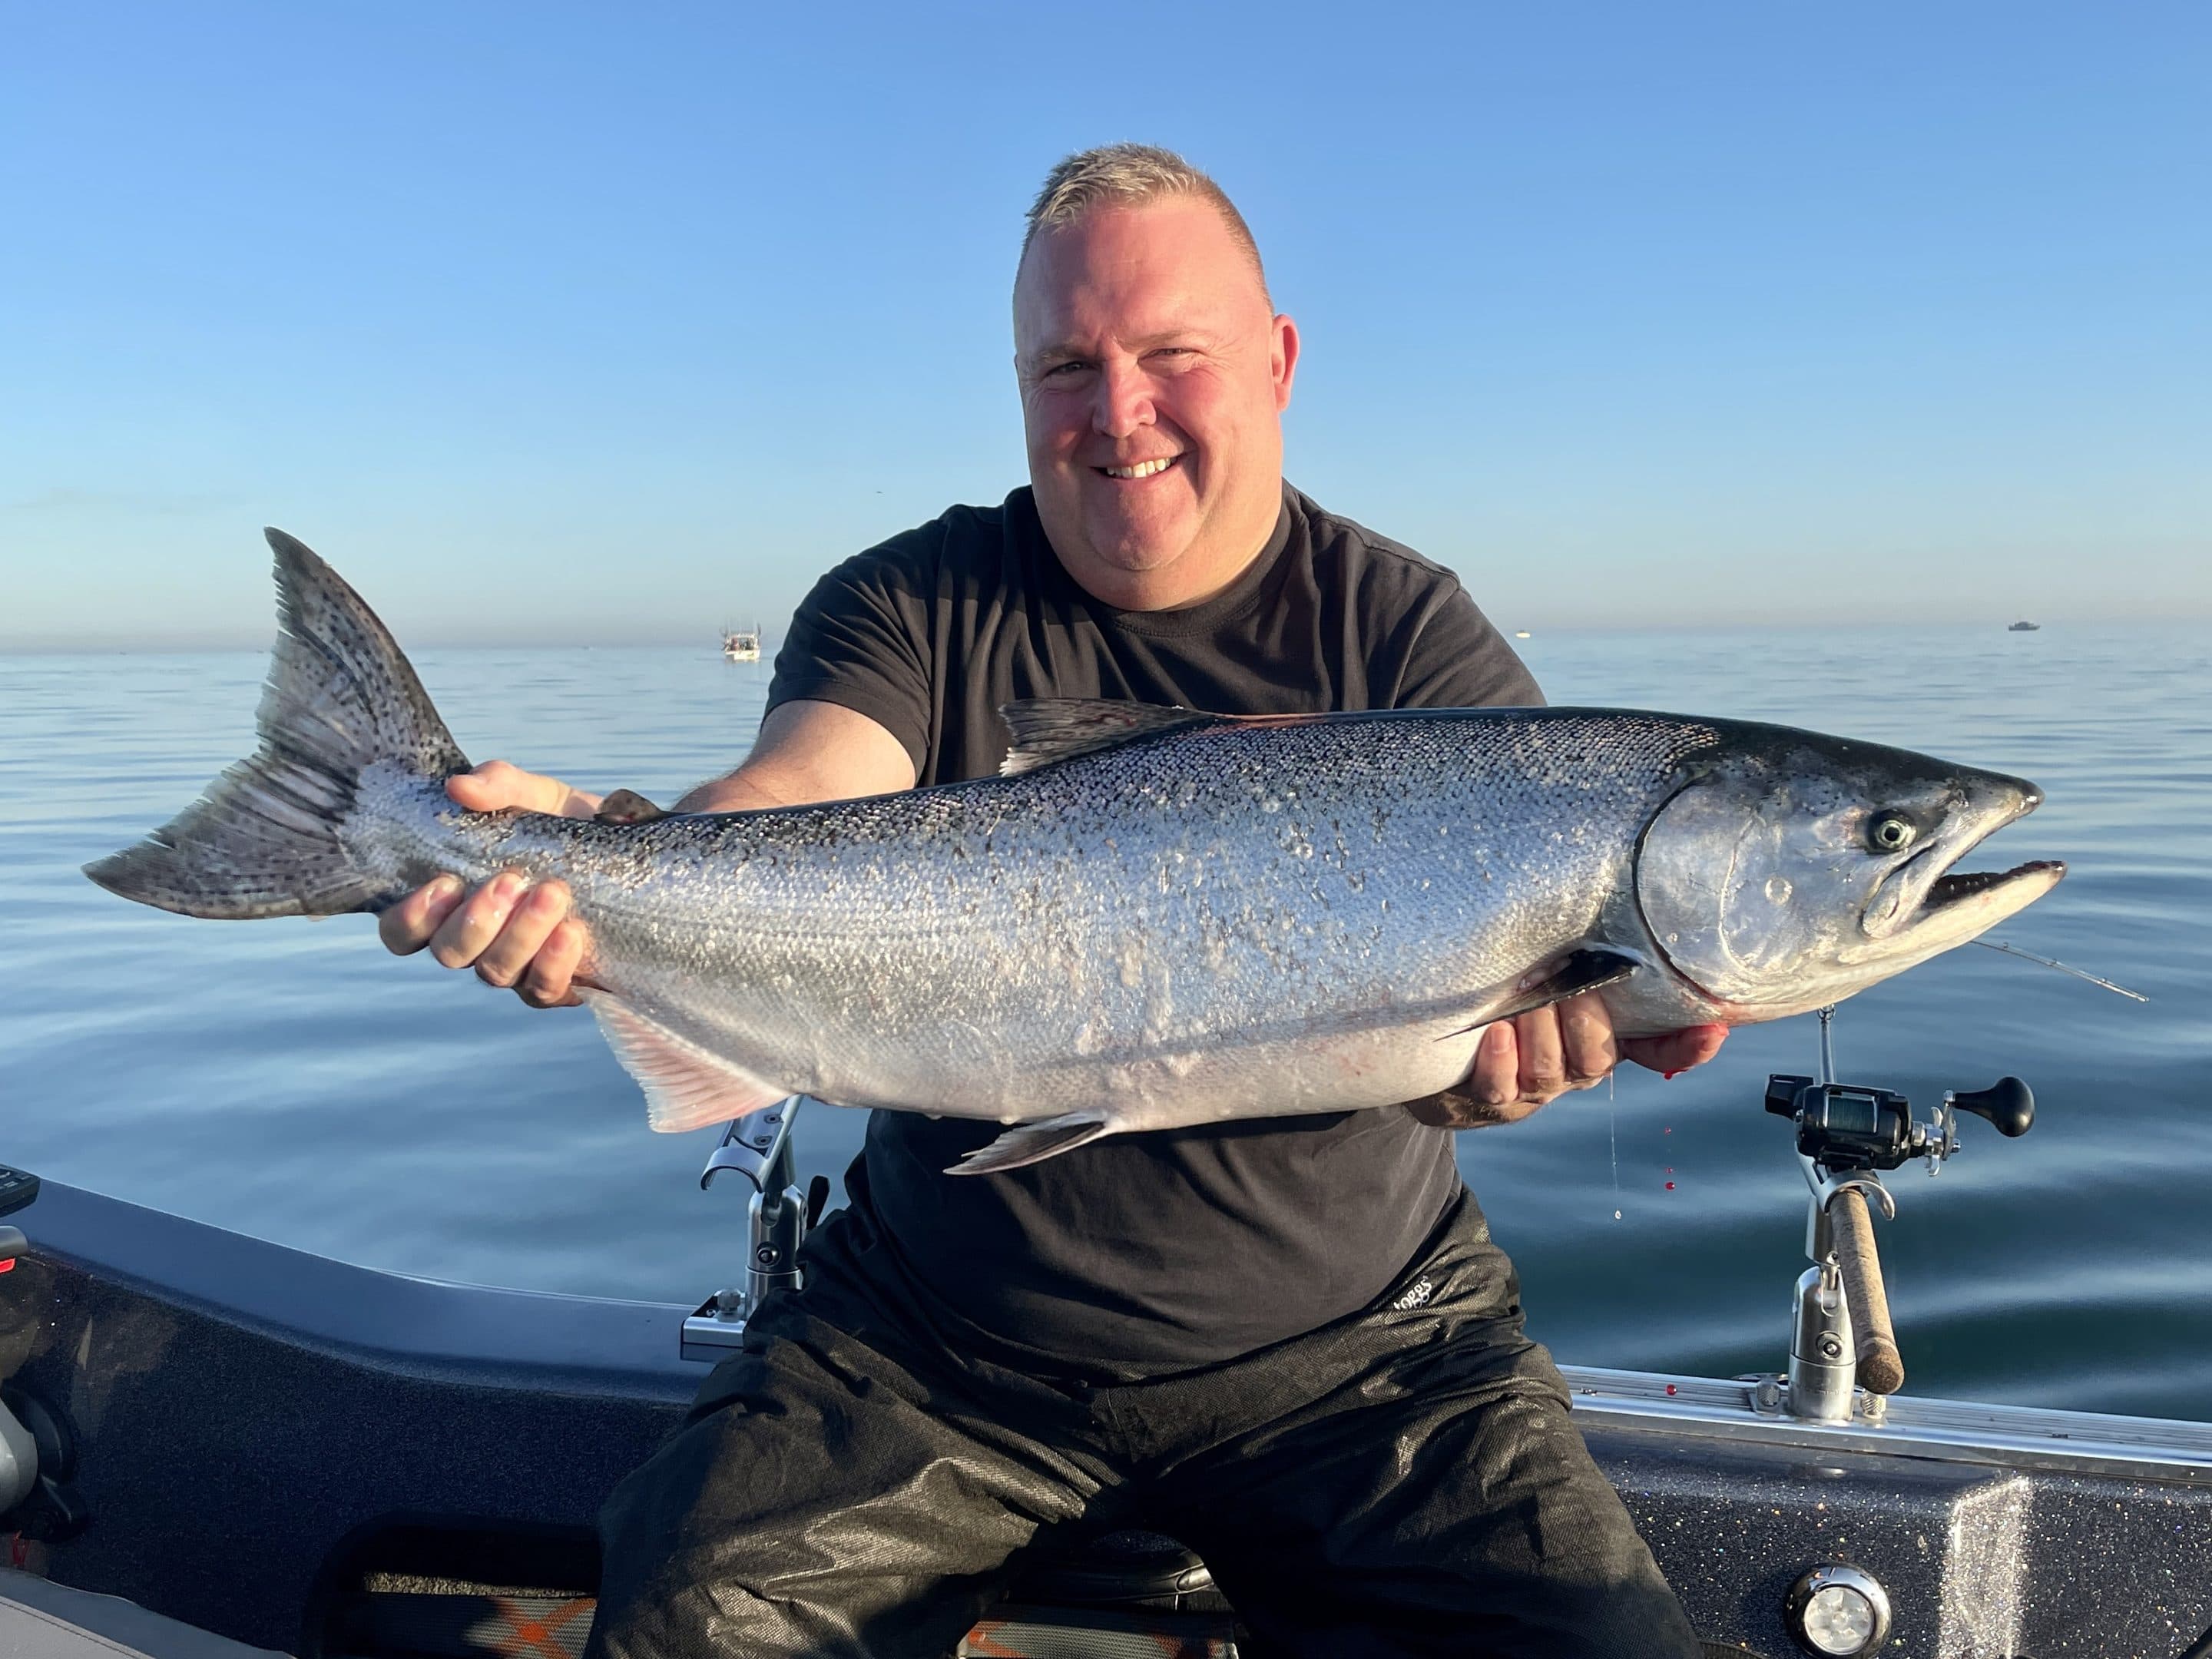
[768,482,1544,1379]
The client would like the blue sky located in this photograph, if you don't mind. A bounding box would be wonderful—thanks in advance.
[3,2,2206,647]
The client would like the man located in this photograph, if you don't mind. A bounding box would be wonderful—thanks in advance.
[382,146,1724,1656]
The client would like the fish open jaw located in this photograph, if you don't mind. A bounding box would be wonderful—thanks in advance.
[1919,859,2066,916]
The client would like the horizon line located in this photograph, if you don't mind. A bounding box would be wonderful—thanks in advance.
[6,616,2207,657]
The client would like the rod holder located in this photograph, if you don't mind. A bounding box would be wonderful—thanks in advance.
[1786,1258,1857,1422]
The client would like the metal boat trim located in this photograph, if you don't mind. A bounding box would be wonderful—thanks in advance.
[1561,1363,2212,1481]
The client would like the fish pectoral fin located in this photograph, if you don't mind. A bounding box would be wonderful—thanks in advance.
[1439,948,1643,1040]
[948,1110,1115,1175]
[581,992,789,1133]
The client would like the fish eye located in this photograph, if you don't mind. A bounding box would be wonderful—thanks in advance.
[1866,812,1917,853]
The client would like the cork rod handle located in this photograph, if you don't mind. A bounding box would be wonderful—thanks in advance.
[1830,1187,1905,1395]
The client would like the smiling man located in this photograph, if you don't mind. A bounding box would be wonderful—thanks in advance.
[1015,186,1293,614]
[383,144,1721,1657]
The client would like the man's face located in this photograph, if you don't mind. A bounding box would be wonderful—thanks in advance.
[1014,197,1299,611]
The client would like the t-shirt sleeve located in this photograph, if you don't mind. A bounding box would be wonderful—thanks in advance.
[766,541,935,773]
[1394,584,1546,710]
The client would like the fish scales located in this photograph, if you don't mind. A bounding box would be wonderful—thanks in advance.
[345,712,1717,1128]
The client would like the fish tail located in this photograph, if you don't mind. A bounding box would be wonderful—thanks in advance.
[83,528,469,919]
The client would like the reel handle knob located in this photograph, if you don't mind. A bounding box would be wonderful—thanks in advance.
[1952,1076,2034,1137]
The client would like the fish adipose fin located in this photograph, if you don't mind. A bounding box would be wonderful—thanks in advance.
[949,1109,1115,1174]
[1439,948,1642,1039]
[998,700,1210,776]
[84,528,469,919]
[584,994,790,1133]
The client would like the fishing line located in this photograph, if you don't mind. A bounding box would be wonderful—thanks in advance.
[1608,1072,1621,1220]
[1971,939,2149,1002]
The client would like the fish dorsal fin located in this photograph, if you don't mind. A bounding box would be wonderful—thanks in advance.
[581,992,790,1133]
[998,699,1210,777]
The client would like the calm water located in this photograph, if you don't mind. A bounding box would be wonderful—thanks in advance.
[2,626,2207,1417]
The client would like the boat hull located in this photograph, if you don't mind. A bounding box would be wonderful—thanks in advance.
[4,1177,2209,1657]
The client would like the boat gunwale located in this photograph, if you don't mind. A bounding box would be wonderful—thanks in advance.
[13,1174,2212,1485]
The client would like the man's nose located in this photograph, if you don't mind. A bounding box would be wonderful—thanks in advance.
[1090,362,1154,439]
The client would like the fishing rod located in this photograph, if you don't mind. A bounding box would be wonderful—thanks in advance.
[1969,939,2147,1001]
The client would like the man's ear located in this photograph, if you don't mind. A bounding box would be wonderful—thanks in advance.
[1271,313,1301,411]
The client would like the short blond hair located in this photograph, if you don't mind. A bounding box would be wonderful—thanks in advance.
[1021,143,1270,303]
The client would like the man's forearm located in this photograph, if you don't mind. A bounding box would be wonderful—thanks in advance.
[669,701,919,815]
[674,770,793,814]
[664,694,924,818]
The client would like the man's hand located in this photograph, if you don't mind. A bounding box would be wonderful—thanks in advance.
[376,762,602,1008]
[1406,995,1728,1128]
[376,704,916,1011]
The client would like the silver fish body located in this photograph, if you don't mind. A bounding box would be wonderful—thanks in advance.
[88,533,2065,1171]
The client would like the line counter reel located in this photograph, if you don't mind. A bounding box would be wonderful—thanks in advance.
[1753,1011,2036,1425]
[1765,1073,2034,1174]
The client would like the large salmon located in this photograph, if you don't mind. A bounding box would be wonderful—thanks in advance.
[87,531,2063,1172]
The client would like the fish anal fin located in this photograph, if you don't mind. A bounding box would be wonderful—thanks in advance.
[1440,948,1641,1040]
[998,700,1210,776]
[583,993,788,1133]
[949,1109,1114,1174]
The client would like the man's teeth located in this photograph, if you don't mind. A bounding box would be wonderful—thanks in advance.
[1103,458,1176,479]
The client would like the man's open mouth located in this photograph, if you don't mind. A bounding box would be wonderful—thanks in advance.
[1096,455,1181,480]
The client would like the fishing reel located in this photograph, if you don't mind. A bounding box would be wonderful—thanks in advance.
[1755,1027,2039,1426]
[1763,1073,2035,1176]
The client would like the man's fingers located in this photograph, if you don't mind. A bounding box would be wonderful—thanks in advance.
[1469,1022,1518,1106]
[1512,1006,1567,1102]
[378,875,464,955]
[383,864,588,1008]
[1558,992,1620,1084]
[472,880,571,988]
[1621,1023,1730,1077]
[519,919,588,1008]
[445,760,600,819]
[428,872,527,969]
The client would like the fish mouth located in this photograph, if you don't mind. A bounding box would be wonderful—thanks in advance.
[1920,859,2067,913]
[1859,778,2062,945]
[1863,845,2066,949]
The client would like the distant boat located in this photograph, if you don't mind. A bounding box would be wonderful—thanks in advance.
[2008,621,2041,633]
[722,625,761,662]
[1514,630,1532,639]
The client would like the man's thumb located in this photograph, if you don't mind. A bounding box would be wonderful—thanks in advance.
[445,761,564,815]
